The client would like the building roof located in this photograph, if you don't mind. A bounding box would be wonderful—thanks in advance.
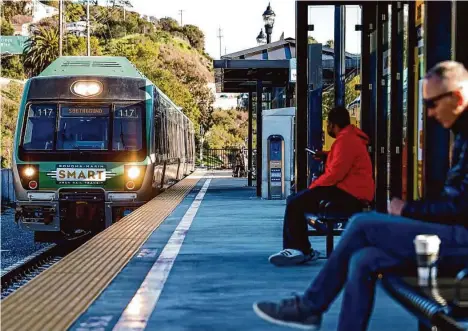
[221,38,359,64]
[221,39,296,60]
[11,14,33,25]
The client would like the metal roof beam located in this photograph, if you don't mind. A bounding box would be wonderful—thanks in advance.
[213,59,290,69]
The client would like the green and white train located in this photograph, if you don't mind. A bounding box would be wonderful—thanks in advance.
[13,56,196,242]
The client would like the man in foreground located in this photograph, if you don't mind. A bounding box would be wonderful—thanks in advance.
[253,61,468,330]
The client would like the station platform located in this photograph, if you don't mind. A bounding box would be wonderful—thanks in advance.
[2,170,417,331]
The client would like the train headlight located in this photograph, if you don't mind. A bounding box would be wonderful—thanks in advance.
[17,164,39,190]
[127,166,141,179]
[71,81,103,97]
[23,166,36,178]
[124,165,146,191]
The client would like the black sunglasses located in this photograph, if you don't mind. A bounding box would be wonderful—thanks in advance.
[423,90,459,109]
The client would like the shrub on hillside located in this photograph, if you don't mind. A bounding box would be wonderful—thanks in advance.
[1,82,24,168]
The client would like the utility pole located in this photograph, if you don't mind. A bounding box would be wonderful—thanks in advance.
[59,0,63,56]
[217,27,223,59]
[87,0,90,56]
[178,9,184,26]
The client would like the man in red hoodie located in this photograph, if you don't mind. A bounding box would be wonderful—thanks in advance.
[269,106,374,266]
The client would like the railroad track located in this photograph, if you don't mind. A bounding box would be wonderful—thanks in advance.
[1,235,90,300]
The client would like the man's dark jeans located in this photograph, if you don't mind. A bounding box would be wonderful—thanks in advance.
[283,186,361,255]
[300,212,468,331]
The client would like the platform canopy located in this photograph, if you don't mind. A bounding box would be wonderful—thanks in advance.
[213,38,360,93]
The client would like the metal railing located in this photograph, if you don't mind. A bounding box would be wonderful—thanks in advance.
[204,148,243,170]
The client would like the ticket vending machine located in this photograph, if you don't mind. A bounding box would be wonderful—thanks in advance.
[267,135,285,199]
[261,107,295,200]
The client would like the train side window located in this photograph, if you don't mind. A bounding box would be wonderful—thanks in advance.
[162,102,169,158]
[152,88,160,156]
[169,107,175,159]
[154,110,162,157]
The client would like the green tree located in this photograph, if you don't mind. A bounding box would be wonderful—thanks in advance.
[34,16,58,29]
[38,1,59,9]
[182,25,205,51]
[64,34,86,55]
[1,19,14,35]
[1,0,32,20]
[205,108,248,148]
[65,3,85,22]
[326,39,334,48]
[1,56,25,79]
[1,82,24,167]
[23,27,59,76]
[159,17,180,32]
[308,36,318,44]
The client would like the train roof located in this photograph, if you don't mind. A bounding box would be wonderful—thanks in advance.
[39,56,145,79]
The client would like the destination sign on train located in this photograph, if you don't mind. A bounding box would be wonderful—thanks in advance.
[55,165,106,183]
[61,106,110,117]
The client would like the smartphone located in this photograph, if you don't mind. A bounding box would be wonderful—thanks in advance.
[305,148,316,155]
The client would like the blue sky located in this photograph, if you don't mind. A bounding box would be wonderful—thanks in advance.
[129,0,362,59]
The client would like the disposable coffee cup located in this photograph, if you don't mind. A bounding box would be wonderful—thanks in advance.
[414,235,441,286]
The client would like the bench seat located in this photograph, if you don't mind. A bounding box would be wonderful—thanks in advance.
[381,266,468,331]
[305,199,370,258]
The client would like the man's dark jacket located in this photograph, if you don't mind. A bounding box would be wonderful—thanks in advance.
[402,111,468,225]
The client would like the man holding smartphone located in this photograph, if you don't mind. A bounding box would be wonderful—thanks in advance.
[269,106,375,266]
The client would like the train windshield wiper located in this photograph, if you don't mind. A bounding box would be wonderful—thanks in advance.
[120,121,126,150]
[61,122,67,141]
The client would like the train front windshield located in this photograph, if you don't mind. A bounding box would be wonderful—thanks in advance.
[21,103,143,153]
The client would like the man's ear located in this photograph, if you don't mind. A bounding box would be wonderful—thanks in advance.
[453,90,464,106]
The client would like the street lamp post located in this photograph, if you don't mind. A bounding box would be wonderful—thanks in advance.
[262,2,276,44]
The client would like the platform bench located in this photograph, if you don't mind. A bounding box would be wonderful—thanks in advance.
[381,266,468,331]
[306,200,370,258]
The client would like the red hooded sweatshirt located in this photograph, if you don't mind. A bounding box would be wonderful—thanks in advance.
[309,125,375,202]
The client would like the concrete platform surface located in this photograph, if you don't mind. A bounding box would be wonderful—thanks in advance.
[70,171,416,331]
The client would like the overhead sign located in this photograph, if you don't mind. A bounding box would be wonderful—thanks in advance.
[289,58,297,83]
[0,36,28,54]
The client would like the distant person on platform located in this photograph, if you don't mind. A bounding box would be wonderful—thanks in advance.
[253,60,468,331]
[234,148,246,177]
[268,106,374,266]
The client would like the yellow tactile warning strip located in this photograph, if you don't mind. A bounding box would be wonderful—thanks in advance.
[1,171,204,331]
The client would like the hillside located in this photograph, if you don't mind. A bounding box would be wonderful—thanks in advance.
[0,1,249,167]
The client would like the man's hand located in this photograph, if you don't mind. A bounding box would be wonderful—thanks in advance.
[388,198,406,216]
[313,150,328,160]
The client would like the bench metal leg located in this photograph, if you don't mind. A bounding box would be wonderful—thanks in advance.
[326,221,334,258]
[417,321,433,331]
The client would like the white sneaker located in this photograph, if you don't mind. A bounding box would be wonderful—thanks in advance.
[269,249,308,266]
